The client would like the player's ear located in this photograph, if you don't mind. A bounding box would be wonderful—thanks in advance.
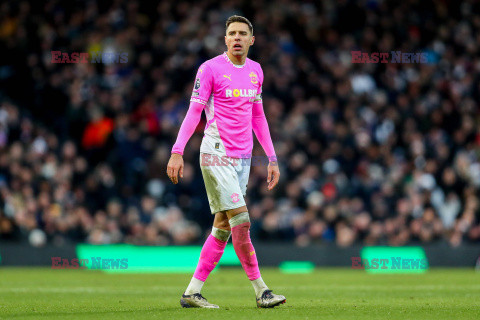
[250,36,255,45]
[225,36,227,46]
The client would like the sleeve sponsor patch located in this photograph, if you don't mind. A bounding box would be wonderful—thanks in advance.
[194,78,201,90]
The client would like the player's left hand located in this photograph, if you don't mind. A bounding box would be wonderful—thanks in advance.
[267,161,280,190]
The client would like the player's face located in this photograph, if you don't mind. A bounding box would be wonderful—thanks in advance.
[225,22,254,58]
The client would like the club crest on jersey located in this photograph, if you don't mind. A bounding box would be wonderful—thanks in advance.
[249,72,258,84]
[226,89,257,98]
[194,78,201,90]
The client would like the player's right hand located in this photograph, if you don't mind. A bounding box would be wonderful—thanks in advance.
[167,153,184,184]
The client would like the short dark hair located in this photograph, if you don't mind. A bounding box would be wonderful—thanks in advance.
[226,15,253,34]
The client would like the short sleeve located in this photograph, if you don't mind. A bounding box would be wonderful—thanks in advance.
[190,63,214,106]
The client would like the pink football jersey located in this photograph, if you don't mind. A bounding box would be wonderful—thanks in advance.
[191,52,263,158]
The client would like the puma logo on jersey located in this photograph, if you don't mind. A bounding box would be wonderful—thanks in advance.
[223,74,231,81]
[226,89,257,97]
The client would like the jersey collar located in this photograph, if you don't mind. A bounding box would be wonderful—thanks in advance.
[223,52,246,68]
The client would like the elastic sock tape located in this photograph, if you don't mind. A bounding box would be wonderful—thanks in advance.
[228,212,250,228]
[211,226,231,242]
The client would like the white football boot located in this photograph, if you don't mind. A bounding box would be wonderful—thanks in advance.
[256,289,286,308]
[180,293,219,308]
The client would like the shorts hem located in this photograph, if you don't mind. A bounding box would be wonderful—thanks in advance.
[210,203,247,215]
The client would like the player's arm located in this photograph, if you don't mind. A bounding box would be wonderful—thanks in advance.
[167,101,203,184]
[167,64,213,184]
[252,71,279,190]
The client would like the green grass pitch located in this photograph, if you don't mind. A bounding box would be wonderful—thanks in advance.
[0,267,479,319]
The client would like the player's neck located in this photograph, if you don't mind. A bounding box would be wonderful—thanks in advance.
[226,51,246,66]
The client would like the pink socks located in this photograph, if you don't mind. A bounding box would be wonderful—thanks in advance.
[230,212,261,281]
[192,229,229,282]
[186,213,268,297]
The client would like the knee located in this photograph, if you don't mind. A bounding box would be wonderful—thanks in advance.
[213,219,231,231]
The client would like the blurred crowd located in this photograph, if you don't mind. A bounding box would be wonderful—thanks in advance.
[0,0,479,247]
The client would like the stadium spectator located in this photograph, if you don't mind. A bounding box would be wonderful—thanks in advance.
[0,0,479,248]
